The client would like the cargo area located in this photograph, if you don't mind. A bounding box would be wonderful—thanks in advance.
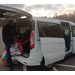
[15,18,32,57]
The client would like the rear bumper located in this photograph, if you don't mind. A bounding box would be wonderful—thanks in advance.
[13,51,43,66]
[14,56,40,66]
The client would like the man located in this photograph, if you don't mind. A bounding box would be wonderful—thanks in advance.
[2,17,17,71]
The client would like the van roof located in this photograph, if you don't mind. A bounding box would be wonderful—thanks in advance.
[0,5,32,18]
[33,17,61,24]
[32,17,75,25]
[59,19,75,25]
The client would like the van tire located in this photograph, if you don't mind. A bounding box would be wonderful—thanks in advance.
[45,64,53,69]
[40,57,53,70]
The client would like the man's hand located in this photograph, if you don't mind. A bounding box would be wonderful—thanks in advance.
[13,36,17,40]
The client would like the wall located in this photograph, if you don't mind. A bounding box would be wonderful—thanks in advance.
[0,29,5,55]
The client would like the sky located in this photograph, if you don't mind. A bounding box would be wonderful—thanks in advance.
[2,4,75,18]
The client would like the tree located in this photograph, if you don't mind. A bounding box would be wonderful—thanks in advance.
[52,12,75,23]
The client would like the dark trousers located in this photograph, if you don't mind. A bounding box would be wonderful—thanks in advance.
[5,40,13,67]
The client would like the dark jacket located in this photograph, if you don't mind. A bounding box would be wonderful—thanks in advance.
[2,23,16,44]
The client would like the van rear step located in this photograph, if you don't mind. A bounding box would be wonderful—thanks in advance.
[21,53,29,58]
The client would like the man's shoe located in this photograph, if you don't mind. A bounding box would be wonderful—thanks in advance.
[9,66,13,71]
[12,63,17,66]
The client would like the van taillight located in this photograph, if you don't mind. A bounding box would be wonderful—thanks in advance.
[30,31,35,50]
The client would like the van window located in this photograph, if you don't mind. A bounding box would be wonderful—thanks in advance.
[61,23,70,36]
[41,22,50,37]
[37,21,50,37]
[72,26,75,37]
[37,21,61,37]
[48,23,60,37]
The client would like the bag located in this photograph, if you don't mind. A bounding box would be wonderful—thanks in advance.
[0,49,7,66]
[10,39,24,56]
[10,45,16,56]
[1,50,7,59]
[20,39,30,46]
[18,41,24,54]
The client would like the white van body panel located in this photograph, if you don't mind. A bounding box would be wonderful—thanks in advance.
[40,38,65,65]
[14,48,42,66]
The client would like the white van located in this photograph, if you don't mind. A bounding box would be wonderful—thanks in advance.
[0,5,75,69]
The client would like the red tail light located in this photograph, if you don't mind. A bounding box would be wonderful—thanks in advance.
[30,31,35,50]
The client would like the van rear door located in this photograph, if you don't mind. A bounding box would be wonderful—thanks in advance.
[37,21,65,65]
[0,5,32,18]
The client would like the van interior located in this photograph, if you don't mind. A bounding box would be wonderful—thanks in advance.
[61,22,71,52]
[63,30,70,52]
[15,18,32,57]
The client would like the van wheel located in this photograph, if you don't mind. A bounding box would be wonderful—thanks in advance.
[45,64,53,69]
[41,57,53,70]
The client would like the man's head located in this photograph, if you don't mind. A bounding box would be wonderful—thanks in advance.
[8,17,13,25]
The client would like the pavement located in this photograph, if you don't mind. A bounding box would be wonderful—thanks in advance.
[0,57,23,71]
[0,29,5,55]
[0,54,75,71]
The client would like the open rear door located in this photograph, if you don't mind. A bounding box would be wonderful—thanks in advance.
[37,21,65,65]
[0,5,32,18]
